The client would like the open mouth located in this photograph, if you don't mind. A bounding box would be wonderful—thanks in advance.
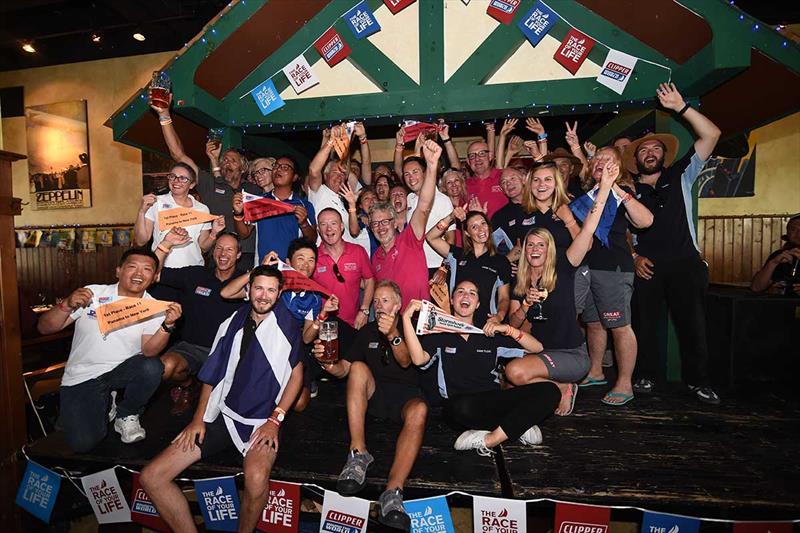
[130,276,144,285]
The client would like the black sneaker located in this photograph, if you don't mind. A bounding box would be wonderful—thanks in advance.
[378,488,410,530]
[633,378,654,395]
[336,450,374,496]
[688,385,721,405]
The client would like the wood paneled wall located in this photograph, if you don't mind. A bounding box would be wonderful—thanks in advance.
[698,214,792,284]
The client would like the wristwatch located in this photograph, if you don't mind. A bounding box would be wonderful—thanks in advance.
[390,335,402,346]
[273,411,285,423]
[360,308,370,316]
[161,321,176,333]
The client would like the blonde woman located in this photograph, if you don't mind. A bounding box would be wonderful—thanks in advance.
[250,157,276,193]
[504,161,617,416]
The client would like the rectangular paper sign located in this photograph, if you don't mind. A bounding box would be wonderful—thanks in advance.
[383,0,415,15]
[257,480,300,532]
[405,496,456,533]
[252,78,286,116]
[555,28,596,75]
[486,0,522,25]
[597,49,638,95]
[345,1,381,39]
[555,502,610,533]
[81,468,131,524]
[130,473,171,532]
[15,461,61,523]
[96,297,172,335]
[473,495,527,533]
[640,511,700,533]
[282,55,319,94]
[158,206,219,230]
[195,477,241,532]
[518,1,558,46]
[314,28,351,67]
[319,490,369,533]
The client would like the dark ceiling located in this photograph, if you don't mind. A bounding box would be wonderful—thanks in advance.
[1,0,799,72]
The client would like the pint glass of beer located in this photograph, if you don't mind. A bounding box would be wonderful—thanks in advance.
[319,320,340,364]
[149,71,171,109]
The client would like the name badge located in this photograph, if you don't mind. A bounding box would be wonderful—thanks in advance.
[369,342,379,349]
[459,260,467,266]
[508,220,516,226]
[445,347,457,354]
[98,296,111,304]
[215,188,226,195]
[317,266,327,273]
[522,216,536,225]
[343,262,357,272]
[162,203,173,209]
[195,286,212,296]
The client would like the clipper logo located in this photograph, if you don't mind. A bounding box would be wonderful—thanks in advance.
[195,286,212,297]
[89,479,126,515]
[559,523,608,533]
[321,510,365,533]
[480,508,520,533]
[321,35,344,61]
[131,488,158,516]
[600,62,631,82]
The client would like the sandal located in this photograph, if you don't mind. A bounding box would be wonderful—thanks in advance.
[601,391,634,406]
[579,376,607,388]
[556,383,578,416]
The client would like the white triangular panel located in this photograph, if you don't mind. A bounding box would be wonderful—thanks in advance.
[486,33,601,84]
[367,1,420,84]
[444,0,499,82]
[280,57,381,100]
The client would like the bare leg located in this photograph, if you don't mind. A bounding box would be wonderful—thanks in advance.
[606,325,636,400]
[386,398,427,490]
[140,444,202,533]
[239,445,278,533]
[483,427,509,448]
[505,356,572,414]
[583,321,608,383]
[346,362,375,452]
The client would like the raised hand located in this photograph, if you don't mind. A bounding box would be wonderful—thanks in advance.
[508,135,523,155]
[656,82,686,112]
[206,140,222,162]
[525,118,545,136]
[565,121,580,149]
[600,161,620,188]
[437,119,450,140]
[500,118,518,137]
[396,126,406,146]
[261,250,279,266]
[339,182,357,206]
[583,141,597,160]
[293,205,309,226]
[484,122,496,135]
[164,226,191,247]
[354,121,366,138]
[524,140,543,160]
[422,139,443,165]
[164,303,183,326]
[453,204,467,222]
[149,91,172,117]
[211,216,226,235]
[402,299,423,320]
[139,193,157,214]
[468,196,487,214]
[64,287,94,310]
[232,192,244,215]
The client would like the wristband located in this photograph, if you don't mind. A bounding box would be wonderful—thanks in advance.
[267,417,281,427]
[632,252,639,259]
[212,166,221,172]
[274,406,287,416]
[621,193,632,204]
[159,118,173,126]
[513,328,524,342]
[677,102,691,116]
[441,137,452,143]
[318,312,328,322]
[161,321,176,333]
[156,244,171,254]
[537,133,548,141]
[436,222,448,231]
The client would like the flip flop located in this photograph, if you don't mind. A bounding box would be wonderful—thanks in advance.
[557,383,578,416]
[578,377,608,388]
[601,392,634,406]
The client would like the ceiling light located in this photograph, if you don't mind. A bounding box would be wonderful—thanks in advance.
[22,41,36,53]
[133,32,146,41]
[91,32,101,43]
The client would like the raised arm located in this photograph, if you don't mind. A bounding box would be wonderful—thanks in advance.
[197,216,225,252]
[525,118,548,158]
[393,127,406,178]
[566,162,616,266]
[308,125,338,193]
[495,119,517,170]
[341,183,362,238]
[354,122,372,185]
[565,121,589,172]
[485,122,496,162]
[503,135,524,168]
[438,120,461,170]
[231,192,254,238]
[134,194,157,246]
[37,287,93,334]
[401,300,431,366]
[409,140,442,239]
[426,207,464,258]
[151,93,199,177]
[656,83,721,161]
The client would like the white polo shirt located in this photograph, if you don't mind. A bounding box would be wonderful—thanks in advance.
[61,284,163,387]
[308,183,371,256]
[407,188,456,268]
[145,192,211,267]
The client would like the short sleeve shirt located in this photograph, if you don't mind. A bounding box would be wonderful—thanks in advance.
[346,322,419,385]
[528,208,574,251]
[407,189,456,268]
[491,202,529,251]
[144,192,210,268]
[61,284,163,387]
[314,243,374,327]
[372,225,429,310]
[466,168,508,219]
[308,184,371,256]
[254,192,316,264]
[586,186,635,272]
[195,170,258,255]
[446,246,512,326]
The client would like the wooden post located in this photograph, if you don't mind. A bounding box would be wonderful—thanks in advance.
[0,150,26,531]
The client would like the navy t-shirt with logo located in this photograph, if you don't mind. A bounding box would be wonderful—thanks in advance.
[491,202,529,250]
[158,266,245,347]
[345,322,420,385]
[586,185,635,272]
[528,207,573,251]
[445,246,512,327]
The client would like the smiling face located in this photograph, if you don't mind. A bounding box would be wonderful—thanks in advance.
[525,233,549,268]
[288,246,316,278]
[249,274,281,316]
[116,254,157,295]
[375,175,392,201]
[251,159,274,191]
[553,157,574,183]
[592,147,622,182]
[634,140,666,175]
[373,285,401,317]
[212,234,240,273]
[451,280,480,319]
[324,161,347,192]
[317,209,344,247]
[358,189,378,214]
[167,165,194,196]
[500,168,524,200]
[466,141,491,176]
[530,167,557,205]
[442,170,465,199]
[369,207,397,247]
[464,213,490,246]
[402,160,425,193]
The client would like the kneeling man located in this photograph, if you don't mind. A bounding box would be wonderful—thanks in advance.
[141,265,304,533]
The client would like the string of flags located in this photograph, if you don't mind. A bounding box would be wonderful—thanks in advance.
[15,226,134,251]
[241,0,674,122]
[16,456,798,532]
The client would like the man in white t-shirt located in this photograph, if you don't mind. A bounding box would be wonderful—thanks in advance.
[402,156,455,273]
[37,248,182,452]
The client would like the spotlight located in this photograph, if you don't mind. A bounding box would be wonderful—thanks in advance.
[133,31,146,41]
[22,41,36,53]
[91,32,101,43]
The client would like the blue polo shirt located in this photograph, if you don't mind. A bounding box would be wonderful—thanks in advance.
[254,192,316,263]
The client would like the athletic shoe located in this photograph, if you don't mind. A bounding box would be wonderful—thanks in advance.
[688,385,721,405]
[309,380,319,399]
[108,391,117,422]
[336,450,374,496]
[114,415,146,443]
[454,430,494,456]
[633,378,654,394]
[518,425,543,446]
[378,488,410,530]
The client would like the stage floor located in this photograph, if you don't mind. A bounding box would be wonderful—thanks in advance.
[25,379,800,521]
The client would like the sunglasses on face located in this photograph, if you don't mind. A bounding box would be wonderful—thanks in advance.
[467,150,490,160]
[167,173,191,183]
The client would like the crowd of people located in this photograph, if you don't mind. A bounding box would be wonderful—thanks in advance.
[42,81,767,531]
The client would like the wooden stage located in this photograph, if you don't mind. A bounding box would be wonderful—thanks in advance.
[24,378,800,527]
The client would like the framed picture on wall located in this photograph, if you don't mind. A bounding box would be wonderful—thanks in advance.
[24,99,92,209]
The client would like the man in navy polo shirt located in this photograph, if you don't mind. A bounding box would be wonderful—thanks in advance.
[233,155,318,264]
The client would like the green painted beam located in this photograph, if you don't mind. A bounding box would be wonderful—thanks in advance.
[587,109,651,147]
[346,28,418,92]
[418,0,444,88]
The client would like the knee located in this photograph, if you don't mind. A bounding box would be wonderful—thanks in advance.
[139,463,164,492]
[586,321,603,332]
[65,430,104,454]
[138,356,165,384]
[349,361,370,380]
[244,468,270,497]
[403,399,428,426]
[505,359,532,386]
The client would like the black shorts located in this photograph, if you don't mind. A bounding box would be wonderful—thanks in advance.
[368,381,426,424]
[169,341,211,375]
[198,416,238,461]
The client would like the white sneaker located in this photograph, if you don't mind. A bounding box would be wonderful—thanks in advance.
[114,415,146,443]
[454,430,493,456]
[108,391,117,422]
[518,425,543,446]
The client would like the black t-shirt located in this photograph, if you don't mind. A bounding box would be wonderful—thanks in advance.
[512,249,584,350]
[158,266,246,347]
[567,178,584,200]
[586,185,635,272]
[491,202,529,251]
[420,332,520,398]
[766,249,800,284]
[195,170,259,255]
[447,246,512,327]
[345,322,419,386]
[529,208,574,251]
[633,149,703,261]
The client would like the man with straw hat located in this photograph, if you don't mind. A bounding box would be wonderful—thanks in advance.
[544,147,584,198]
[626,82,722,405]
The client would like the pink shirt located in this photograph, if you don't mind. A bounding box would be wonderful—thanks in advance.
[466,168,507,219]
[314,242,374,327]
[372,225,430,311]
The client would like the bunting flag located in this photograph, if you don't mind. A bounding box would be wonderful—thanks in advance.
[429,281,451,315]
[568,186,623,248]
[277,260,333,297]
[518,0,558,46]
[732,523,794,533]
[15,461,61,523]
[416,300,485,336]
[112,228,132,247]
[95,297,173,335]
[405,496,456,533]
[243,192,295,223]
[319,490,370,533]
[486,0,522,25]
[81,468,131,524]
[402,120,438,143]
[283,55,320,94]
[331,124,353,161]
[252,78,286,116]
[555,502,610,533]
[383,0,415,15]
[158,206,219,230]
[554,28,596,75]
[596,49,638,95]
[344,1,381,39]
[640,511,700,533]
[314,28,351,67]
[129,473,171,532]
[257,480,301,533]
[473,495,526,533]
[96,228,114,247]
[195,477,241,532]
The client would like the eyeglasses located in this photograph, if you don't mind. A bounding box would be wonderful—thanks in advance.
[332,262,345,283]
[167,173,191,183]
[274,163,295,171]
[467,150,490,160]
[253,167,273,175]
[370,219,393,229]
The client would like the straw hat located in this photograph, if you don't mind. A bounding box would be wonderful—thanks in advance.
[622,133,680,174]
[543,148,583,176]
